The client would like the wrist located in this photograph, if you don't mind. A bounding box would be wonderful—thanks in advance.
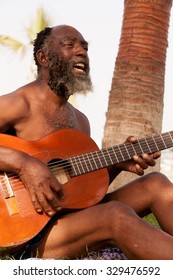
[0,146,28,174]
[108,164,122,184]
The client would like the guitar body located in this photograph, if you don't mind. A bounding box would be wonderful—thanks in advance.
[0,129,109,248]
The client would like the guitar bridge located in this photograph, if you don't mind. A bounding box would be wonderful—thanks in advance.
[0,172,20,216]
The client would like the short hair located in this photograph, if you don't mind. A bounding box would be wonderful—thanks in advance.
[33,27,52,71]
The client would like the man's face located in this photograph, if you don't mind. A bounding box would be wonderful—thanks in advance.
[45,26,93,98]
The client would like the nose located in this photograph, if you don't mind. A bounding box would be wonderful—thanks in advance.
[75,43,87,57]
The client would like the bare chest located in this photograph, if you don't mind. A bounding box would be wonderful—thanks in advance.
[15,104,83,141]
[42,107,78,131]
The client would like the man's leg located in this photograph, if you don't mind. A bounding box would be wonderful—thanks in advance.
[36,172,173,259]
[105,172,173,235]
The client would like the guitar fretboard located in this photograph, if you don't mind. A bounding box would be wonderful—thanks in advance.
[70,131,173,177]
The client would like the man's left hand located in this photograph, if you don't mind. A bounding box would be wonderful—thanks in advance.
[115,136,161,176]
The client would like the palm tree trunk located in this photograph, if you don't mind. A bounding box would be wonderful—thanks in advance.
[102,0,172,191]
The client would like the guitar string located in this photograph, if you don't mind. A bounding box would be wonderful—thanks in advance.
[1,134,173,188]
[2,135,173,180]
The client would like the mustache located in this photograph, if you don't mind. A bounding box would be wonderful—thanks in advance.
[54,60,90,77]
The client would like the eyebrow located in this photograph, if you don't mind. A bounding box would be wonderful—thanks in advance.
[61,36,88,46]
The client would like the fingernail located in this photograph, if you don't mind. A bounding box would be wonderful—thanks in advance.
[48,211,54,216]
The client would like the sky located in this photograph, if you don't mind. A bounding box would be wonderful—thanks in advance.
[0,0,172,147]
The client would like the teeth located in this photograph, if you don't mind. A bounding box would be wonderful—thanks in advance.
[74,63,85,69]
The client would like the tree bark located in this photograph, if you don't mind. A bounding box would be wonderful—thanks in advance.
[103,0,172,191]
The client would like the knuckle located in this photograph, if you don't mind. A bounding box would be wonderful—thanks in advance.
[47,194,55,201]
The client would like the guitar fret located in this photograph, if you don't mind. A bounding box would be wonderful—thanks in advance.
[85,153,94,172]
[96,151,105,168]
[138,138,151,154]
[80,154,90,173]
[152,136,159,151]
[87,151,101,170]
[144,138,152,153]
[76,156,85,174]
[105,148,114,165]
[146,137,157,153]
[129,142,137,156]
[109,146,119,163]
[69,159,76,177]
[83,154,92,172]
[123,144,131,159]
[113,146,124,162]
[71,157,81,176]
[106,147,119,164]
[137,140,144,153]
[169,131,173,142]
[160,135,167,149]
[163,132,173,149]
[68,130,173,178]
[117,145,125,161]
[117,144,131,161]
[90,152,99,170]
[133,141,143,155]
[98,150,112,167]
[154,135,167,150]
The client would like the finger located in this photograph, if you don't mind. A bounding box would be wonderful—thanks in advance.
[51,177,64,199]
[46,191,62,211]
[133,155,149,169]
[135,164,145,176]
[36,192,56,216]
[141,154,156,166]
[30,193,43,214]
[126,136,137,143]
[153,151,161,159]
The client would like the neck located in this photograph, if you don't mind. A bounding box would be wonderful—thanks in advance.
[36,73,71,102]
[35,75,69,105]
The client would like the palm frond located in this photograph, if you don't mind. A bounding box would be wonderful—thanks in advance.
[26,8,51,43]
[0,35,24,52]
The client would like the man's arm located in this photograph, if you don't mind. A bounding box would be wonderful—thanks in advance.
[0,92,64,216]
[0,92,29,132]
[0,144,64,216]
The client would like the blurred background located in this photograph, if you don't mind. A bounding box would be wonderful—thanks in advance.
[0,0,173,180]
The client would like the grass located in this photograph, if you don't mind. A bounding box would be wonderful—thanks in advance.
[143,213,160,228]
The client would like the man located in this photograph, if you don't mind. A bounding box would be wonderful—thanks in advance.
[1,25,173,259]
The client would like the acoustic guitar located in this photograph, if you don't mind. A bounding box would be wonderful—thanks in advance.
[0,128,173,249]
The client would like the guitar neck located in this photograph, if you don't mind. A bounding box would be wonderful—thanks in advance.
[70,131,173,177]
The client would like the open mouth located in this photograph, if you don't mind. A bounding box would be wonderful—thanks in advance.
[73,62,88,75]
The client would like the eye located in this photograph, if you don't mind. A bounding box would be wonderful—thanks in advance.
[83,45,88,51]
[64,41,74,47]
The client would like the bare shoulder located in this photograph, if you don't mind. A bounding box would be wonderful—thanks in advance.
[0,86,30,132]
[68,103,90,136]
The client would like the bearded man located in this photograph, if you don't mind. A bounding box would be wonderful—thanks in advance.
[1,25,173,260]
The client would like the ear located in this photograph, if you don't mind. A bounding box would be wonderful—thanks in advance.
[36,50,49,67]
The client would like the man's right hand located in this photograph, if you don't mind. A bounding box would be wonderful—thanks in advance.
[17,154,64,216]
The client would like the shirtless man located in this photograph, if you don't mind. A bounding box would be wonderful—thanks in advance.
[1,25,173,259]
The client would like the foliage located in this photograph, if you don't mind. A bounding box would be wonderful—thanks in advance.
[0,8,50,54]
[26,8,50,44]
[143,213,160,228]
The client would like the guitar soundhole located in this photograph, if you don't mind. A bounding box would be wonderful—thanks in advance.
[48,158,71,184]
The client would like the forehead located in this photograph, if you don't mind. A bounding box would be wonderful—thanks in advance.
[50,26,87,45]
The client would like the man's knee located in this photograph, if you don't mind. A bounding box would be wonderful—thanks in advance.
[141,172,173,197]
[102,201,141,244]
[103,201,138,227]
